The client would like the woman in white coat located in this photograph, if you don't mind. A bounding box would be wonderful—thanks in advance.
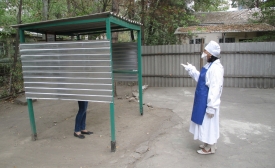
[182,41,224,155]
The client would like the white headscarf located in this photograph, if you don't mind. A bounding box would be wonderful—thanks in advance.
[204,41,221,57]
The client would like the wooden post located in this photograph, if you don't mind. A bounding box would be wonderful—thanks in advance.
[200,39,205,69]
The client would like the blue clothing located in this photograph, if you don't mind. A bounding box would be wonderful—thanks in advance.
[74,101,88,132]
[191,63,212,125]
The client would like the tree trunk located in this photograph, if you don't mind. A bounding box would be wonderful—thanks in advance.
[255,0,259,8]
[42,0,49,20]
[10,0,23,96]
[67,0,72,17]
[15,0,23,66]
[128,0,135,42]
[112,0,119,43]
[42,0,49,40]
[101,0,109,12]
[141,0,145,45]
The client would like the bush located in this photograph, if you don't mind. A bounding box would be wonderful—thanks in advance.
[0,61,24,98]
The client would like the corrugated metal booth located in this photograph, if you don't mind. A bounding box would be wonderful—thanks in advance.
[12,12,143,152]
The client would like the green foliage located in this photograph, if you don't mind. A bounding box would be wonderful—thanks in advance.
[139,0,199,45]
[10,61,24,96]
[231,0,274,26]
[0,2,5,22]
[21,0,43,23]
[231,0,256,8]
[0,1,17,35]
[0,61,11,98]
[193,0,229,12]
[0,0,230,46]
[252,32,275,42]
[0,59,23,98]
[249,0,275,41]
[257,0,275,26]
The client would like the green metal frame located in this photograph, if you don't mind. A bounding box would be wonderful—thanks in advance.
[77,28,134,36]
[20,18,106,32]
[20,29,37,141]
[18,14,143,152]
[106,18,116,152]
[109,16,141,30]
[20,17,140,36]
[109,16,143,115]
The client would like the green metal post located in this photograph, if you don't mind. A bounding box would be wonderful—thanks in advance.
[137,30,143,115]
[20,29,37,140]
[19,29,25,43]
[27,99,37,140]
[106,18,116,152]
[109,103,116,151]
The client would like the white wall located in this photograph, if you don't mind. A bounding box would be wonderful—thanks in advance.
[196,33,221,43]
[178,33,221,44]
[178,32,258,44]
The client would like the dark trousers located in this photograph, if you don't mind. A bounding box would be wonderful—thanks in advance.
[74,101,88,132]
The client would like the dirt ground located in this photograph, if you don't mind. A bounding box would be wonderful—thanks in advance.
[0,85,177,168]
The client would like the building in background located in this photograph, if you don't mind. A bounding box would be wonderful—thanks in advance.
[174,9,275,44]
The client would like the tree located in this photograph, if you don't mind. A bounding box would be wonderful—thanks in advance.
[112,0,120,43]
[141,0,145,44]
[0,0,24,96]
[231,0,260,8]
[255,0,275,26]
[138,0,198,45]
[10,0,23,96]
[126,0,135,41]
[251,0,275,41]
[42,0,49,20]
[230,0,275,41]
[193,0,229,11]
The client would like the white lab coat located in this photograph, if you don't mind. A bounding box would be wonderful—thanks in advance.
[187,59,224,144]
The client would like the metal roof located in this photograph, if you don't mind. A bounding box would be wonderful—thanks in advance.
[174,23,275,34]
[11,12,142,36]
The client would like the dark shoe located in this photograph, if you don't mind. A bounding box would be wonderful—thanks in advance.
[74,132,85,139]
[81,131,93,135]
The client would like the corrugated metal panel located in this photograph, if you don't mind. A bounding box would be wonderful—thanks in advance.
[220,42,275,88]
[142,42,275,88]
[142,44,201,87]
[20,40,113,103]
[112,42,138,81]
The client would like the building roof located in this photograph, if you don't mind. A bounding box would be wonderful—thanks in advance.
[175,23,275,34]
[195,9,259,25]
[11,12,142,36]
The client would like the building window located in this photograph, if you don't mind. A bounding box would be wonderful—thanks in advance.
[219,38,235,43]
[189,38,202,44]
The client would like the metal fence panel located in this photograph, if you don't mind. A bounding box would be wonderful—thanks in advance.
[220,42,275,88]
[20,40,113,102]
[142,42,275,88]
[142,44,201,87]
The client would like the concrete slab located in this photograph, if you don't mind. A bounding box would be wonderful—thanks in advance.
[139,87,275,168]
[0,86,274,167]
